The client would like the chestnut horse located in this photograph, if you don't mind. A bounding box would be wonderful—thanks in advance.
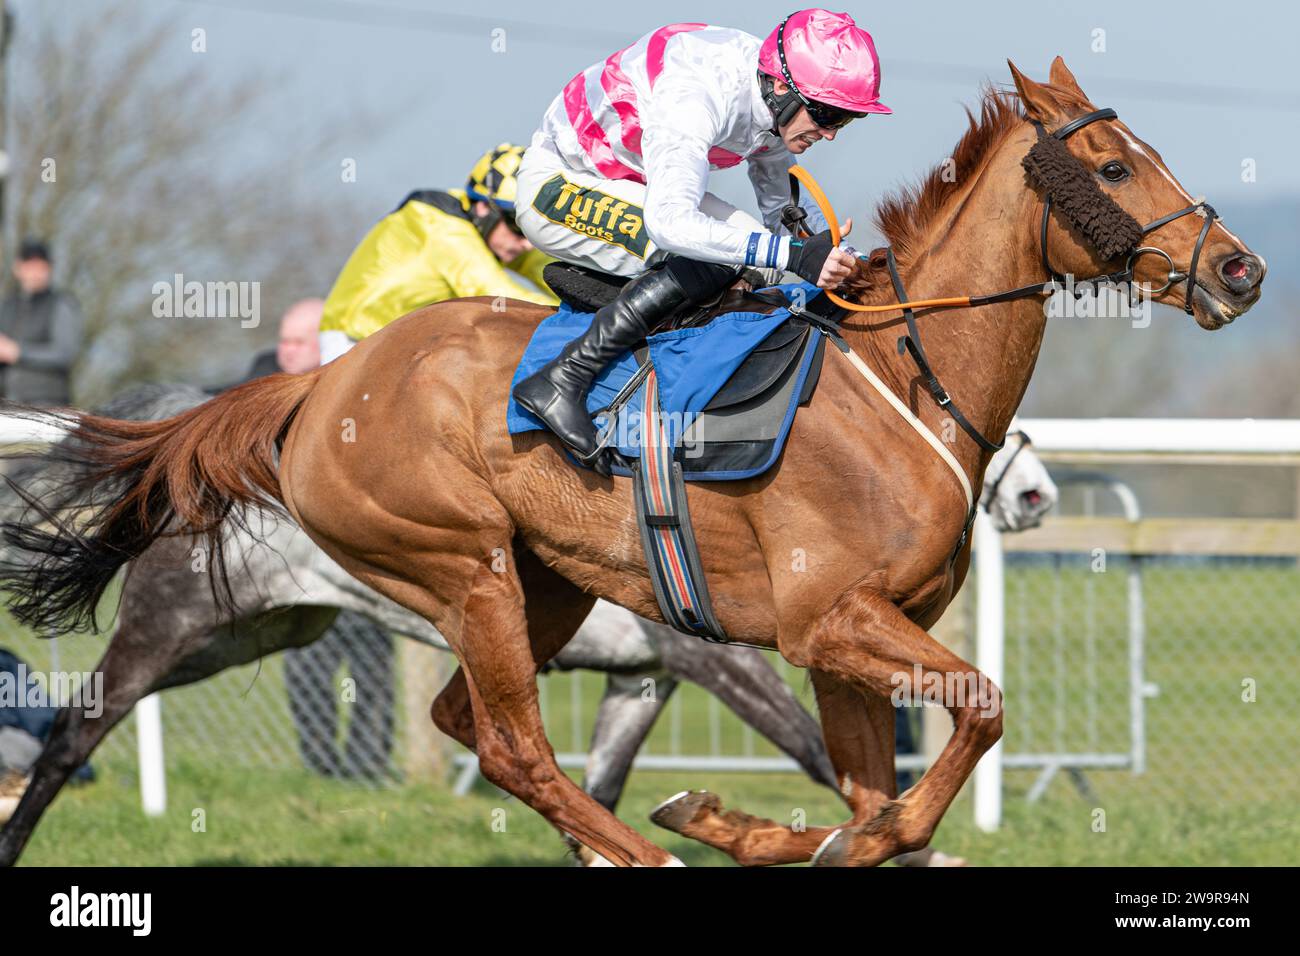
[0,59,1264,866]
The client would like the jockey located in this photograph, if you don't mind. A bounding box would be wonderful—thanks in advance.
[318,143,559,363]
[512,9,889,464]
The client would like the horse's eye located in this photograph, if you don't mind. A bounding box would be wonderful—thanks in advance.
[1099,161,1129,183]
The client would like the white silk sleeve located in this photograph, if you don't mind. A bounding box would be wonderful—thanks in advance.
[640,81,790,270]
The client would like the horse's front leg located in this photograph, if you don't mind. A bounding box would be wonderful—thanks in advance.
[653,583,1000,866]
[792,586,1002,866]
[650,668,894,866]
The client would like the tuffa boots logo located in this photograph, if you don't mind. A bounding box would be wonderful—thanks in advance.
[532,174,648,258]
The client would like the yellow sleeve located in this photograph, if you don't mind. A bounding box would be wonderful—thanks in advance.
[322,207,453,340]
[322,201,558,341]
[432,219,559,307]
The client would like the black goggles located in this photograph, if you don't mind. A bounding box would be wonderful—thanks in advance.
[802,98,866,131]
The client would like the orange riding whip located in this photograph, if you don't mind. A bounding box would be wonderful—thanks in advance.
[787,166,974,312]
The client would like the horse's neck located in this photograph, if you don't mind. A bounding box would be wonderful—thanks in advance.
[848,129,1048,488]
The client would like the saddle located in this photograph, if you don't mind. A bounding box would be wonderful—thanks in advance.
[518,264,827,480]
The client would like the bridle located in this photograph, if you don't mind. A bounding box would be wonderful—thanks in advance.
[784,106,1223,455]
[1029,108,1218,318]
[982,428,1032,506]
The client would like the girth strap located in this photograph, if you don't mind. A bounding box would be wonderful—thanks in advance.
[632,369,728,642]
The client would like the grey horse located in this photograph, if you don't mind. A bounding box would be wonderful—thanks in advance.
[0,385,1055,866]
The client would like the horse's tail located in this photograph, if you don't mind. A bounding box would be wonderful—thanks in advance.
[0,369,323,633]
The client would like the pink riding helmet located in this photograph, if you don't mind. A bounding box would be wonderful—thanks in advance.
[758,9,891,115]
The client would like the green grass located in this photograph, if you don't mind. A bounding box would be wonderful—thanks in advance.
[5,560,1299,865]
[18,758,1297,866]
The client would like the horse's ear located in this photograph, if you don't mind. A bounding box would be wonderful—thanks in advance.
[1007,59,1065,124]
[1048,56,1089,102]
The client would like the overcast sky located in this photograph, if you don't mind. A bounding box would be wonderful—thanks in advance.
[23,0,1297,234]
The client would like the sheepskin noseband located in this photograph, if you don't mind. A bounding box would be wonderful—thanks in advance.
[1021,129,1143,262]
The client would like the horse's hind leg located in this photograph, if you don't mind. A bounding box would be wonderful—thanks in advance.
[0,601,223,867]
[431,546,592,754]
[653,668,895,865]
[582,670,677,813]
[0,602,337,867]
[651,627,837,789]
[445,551,677,866]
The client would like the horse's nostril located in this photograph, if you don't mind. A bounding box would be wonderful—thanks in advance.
[1224,257,1249,280]
[1021,489,1042,507]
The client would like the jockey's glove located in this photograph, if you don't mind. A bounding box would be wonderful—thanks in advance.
[784,229,839,286]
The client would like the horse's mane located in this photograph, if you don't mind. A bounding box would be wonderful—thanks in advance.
[873,86,1030,267]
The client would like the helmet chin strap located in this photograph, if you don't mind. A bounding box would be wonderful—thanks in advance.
[470,199,504,244]
[759,72,801,136]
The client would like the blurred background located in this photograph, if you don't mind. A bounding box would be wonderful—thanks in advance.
[2,0,1295,412]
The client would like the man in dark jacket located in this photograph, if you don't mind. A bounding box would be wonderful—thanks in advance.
[0,240,86,406]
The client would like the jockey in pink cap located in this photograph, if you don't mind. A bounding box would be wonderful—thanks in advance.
[513,9,889,466]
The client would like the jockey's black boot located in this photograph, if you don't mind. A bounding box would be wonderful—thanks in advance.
[513,265,691,463]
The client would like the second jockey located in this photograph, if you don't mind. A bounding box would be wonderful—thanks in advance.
[512,9,890,465]
[318,144,558,364]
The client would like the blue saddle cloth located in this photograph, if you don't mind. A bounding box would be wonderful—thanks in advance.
[507,282,821,480]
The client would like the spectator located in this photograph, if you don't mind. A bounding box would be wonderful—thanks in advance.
[0,647,94,783]
[243,297,322,380]
[0,239,86,406]
[247,298,396,781]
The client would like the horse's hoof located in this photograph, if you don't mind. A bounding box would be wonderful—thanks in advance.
[0,772,27,826]
[650,789,720,833]
[573,844,685,867]
[580,847,617,867]
[810,828,849,867]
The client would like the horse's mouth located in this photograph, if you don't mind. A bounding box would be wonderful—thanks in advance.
[1191,282,1259,330]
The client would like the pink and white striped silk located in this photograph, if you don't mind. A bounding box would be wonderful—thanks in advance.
[532,23,827,270]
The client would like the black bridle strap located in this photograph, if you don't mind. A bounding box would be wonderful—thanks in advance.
[888,249,1005,453]
[1049,107,1118,140]
[983,429,1031,504]
[1181,203,1217,315]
